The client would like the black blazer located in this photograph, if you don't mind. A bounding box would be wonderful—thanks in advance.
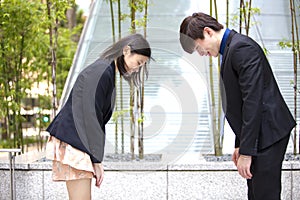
[220,30,296,156]
[47,58,116,163]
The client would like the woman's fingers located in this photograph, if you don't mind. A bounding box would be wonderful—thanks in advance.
[93,163,104,188]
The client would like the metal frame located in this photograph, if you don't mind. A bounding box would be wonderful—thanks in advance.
[0,149,22,200]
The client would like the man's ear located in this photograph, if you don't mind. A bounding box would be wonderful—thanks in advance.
[203,27,213,37]
[123,46,131,56]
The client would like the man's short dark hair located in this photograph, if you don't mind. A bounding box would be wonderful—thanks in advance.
[179,12,224,53]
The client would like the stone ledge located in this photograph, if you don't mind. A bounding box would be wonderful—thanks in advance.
[0,151,299,200]
[1,151,300,171]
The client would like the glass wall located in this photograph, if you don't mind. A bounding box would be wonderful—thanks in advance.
[62,0,299,156]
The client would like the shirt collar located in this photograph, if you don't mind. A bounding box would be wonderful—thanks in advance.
[219,28,231,55]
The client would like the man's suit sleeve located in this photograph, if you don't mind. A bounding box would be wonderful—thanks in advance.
[232,42,264,156]
[235,136,240,148]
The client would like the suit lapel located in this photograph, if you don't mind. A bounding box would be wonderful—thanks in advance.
[220,30,237,77]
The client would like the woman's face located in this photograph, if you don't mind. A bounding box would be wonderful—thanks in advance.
[123,47,149,74]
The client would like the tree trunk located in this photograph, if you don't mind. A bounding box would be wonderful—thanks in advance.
[118,0,121,39]
[108,0,118,153]
[130,80,135,159]
[130,0,136,159]
[115,78,119,154]
[15,34,26,152]
[138,68,145,159]
[226,0,229,27]
[209,0,222,156]
[66,5,76,30]
[46,0,58,118]
[1,46,9,140]
[117,0,125,153]
[130,0,136,33]
[289,0,299,154]
[239,0,243,33]
[246,0,252,36]
[109,0,116,43]
[138,0,148,159]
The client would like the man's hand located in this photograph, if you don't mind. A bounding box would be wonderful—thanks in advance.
[237,154,252,179]
[93,163,104,188]
[232,148,252,179]
[232,148,240,166]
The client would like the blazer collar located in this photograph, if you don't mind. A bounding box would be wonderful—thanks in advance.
[221,29,237,76]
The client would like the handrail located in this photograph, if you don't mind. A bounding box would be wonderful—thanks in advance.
[0,148,22,200]
[59,0,104,108]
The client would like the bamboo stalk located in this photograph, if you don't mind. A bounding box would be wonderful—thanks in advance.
[289,0,298,154]
[246,0,252,36]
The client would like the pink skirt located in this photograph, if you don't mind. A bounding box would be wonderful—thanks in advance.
[46,136,94,181]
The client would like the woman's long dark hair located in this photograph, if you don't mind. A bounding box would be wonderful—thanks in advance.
[100,33,152,86]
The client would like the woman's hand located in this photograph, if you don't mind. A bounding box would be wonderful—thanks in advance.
[93,163,104,188]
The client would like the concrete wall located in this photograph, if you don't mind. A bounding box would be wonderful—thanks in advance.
[0,152,299,200]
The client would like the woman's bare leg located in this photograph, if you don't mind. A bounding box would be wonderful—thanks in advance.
[66,178,92,200]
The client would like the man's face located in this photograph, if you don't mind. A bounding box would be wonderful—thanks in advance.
[194,28,220,57]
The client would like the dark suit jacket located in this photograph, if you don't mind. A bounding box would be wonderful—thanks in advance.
[220,30,296,156]
[47,58,116,163]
